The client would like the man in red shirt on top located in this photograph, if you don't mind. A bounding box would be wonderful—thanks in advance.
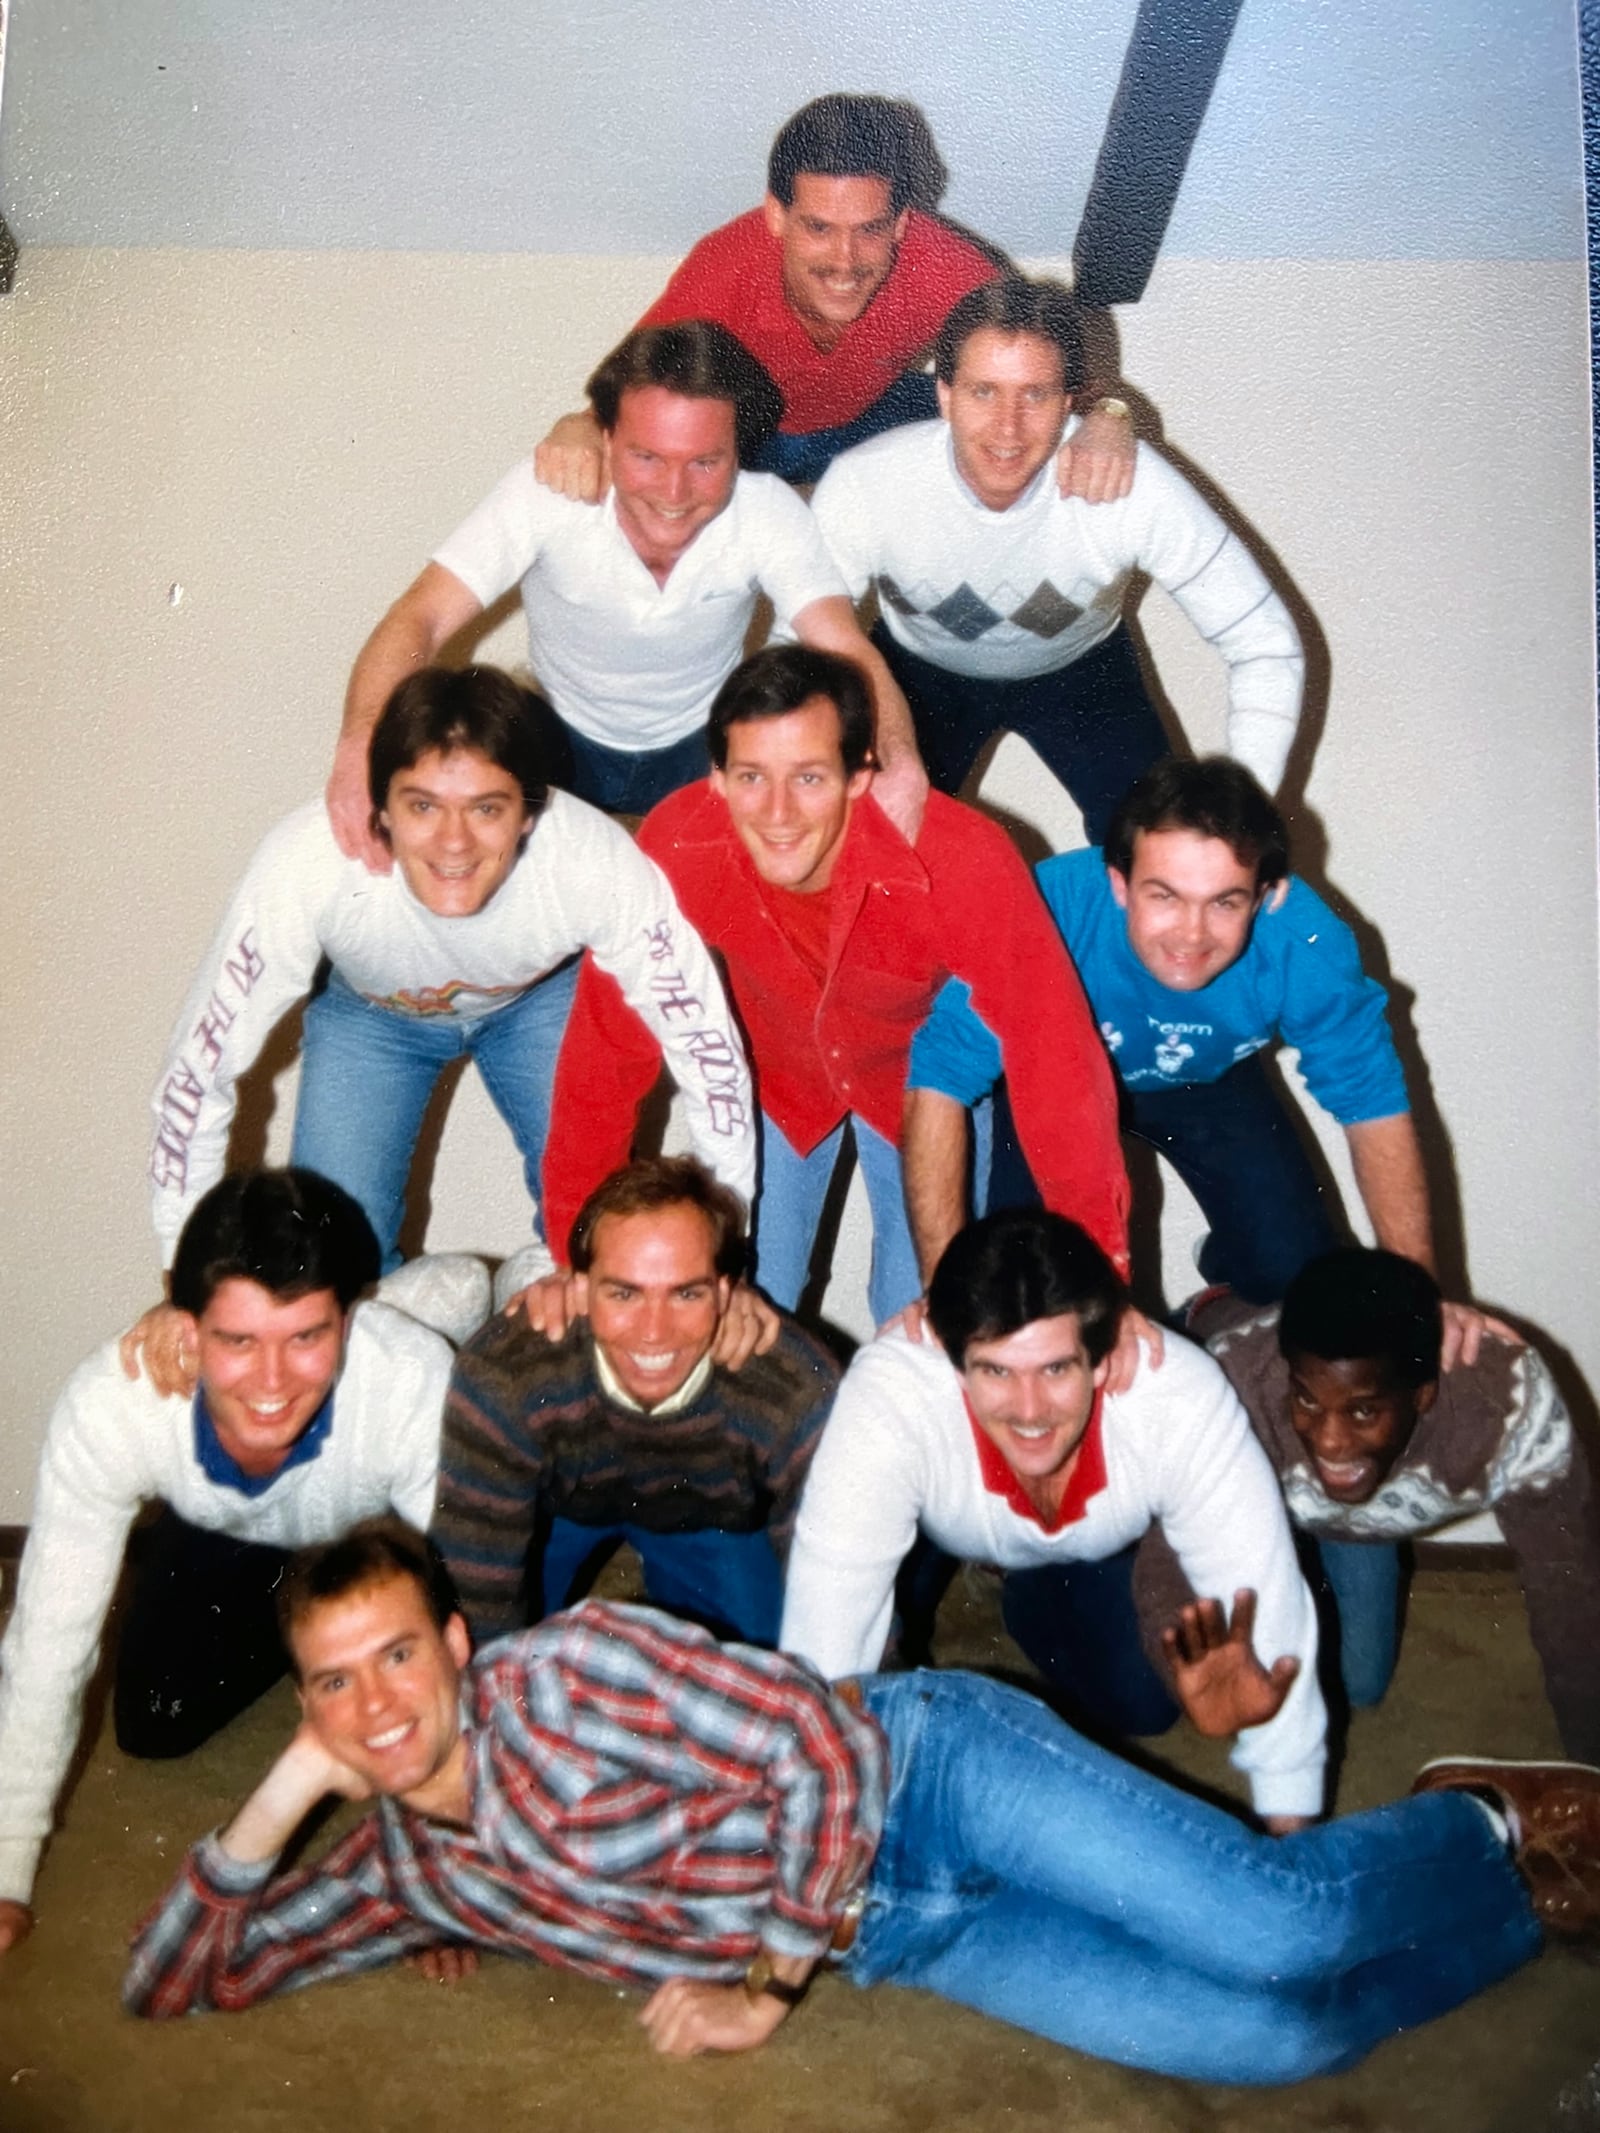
[535,93,1137,495]
[543,643,1130,1334]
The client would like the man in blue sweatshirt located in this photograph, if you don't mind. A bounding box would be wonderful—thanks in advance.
[903,758,1489,1365]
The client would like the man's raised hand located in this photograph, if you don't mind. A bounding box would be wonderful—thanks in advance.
[1160,1588,1299,1740]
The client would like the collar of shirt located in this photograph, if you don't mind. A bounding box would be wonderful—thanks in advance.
[598,483,746,603]
[191,1386,335,1498]
[963,1388,1108,1533]
[591,1338,716,1418]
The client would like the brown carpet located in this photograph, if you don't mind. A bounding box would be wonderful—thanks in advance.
[0,1563,1596,2133]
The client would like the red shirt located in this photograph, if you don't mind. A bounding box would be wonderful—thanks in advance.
[639,208,996,434]
[545,785,1129,1268]
[966,1393,1109,1534]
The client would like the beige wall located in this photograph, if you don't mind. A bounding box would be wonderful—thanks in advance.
[1,247,1594,1515]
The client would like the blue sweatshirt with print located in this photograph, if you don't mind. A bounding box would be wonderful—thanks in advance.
[907,848,1407,1124]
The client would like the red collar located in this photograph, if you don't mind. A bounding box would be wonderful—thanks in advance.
[964,1391,1108,1533]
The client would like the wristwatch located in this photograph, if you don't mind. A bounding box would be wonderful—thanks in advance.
[1092,395,1133,422]
[744,1949,809,2007]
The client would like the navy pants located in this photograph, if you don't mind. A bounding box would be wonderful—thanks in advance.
[875,623,1169,845]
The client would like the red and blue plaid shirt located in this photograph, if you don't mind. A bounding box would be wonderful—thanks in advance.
[125,1602,887,2018]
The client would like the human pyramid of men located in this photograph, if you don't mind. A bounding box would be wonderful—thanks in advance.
[4,93,1598,2087]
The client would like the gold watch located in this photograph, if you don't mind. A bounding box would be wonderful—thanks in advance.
[1092,396,1132,422]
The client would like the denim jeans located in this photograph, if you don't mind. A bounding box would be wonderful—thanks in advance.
[752,1112,921,1326]
[749,372,940,487]
[988,1050,1342,1306]
[551,718,712,817]
[874,623,1169,846]
[845,1672,1538,2083]
[1310,1535,1405,1709]
[292,960,581,1270]
[539,1518,783,1646]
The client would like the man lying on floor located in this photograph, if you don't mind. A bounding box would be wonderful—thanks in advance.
[125,1517,1598,2084]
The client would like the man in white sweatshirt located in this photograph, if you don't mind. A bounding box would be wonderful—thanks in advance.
[149,665,755,1281]
[810,275,1305,843]
[781,1207,1326,1829]
[0,1168,478,1957]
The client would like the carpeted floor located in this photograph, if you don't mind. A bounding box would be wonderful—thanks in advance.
[0,1561,1596,2133]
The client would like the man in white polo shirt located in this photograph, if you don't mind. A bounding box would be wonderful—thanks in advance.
[327,320,924,861]
[782,1207,1325,1828]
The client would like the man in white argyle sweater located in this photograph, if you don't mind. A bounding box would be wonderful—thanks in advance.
[811,274,1305,843]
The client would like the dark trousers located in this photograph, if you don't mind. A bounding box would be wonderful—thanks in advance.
[750,372,941,486]
[114,1507,292,1759]
[1002,1544,1181,1737]
[989,1051,1341,1307]
[875,622,1169,846]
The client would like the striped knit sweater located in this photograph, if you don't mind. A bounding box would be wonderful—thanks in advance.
[433,1314,839,1641]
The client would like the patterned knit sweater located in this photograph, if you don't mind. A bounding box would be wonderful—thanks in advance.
[1165,1295,1600,1761]
[433,1315,839,1642]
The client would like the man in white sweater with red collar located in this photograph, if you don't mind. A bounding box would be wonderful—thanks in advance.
[781,1208,1325,1829]
[0,1169,480,1958]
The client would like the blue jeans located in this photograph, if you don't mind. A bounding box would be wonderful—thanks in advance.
[875,623,1169,846]
[1311,1536,1404,1709]
[538,1519,783,1646]
[552,719,711,817]
[752,1112,920,1326]
[291,960,581,1270]
[749,372,940,486]
[845,1672,1538,2083]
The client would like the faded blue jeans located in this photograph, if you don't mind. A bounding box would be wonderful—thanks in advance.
[752,1112,921,1327]
[292,960,581,1270]
[845,1672,1538,2083]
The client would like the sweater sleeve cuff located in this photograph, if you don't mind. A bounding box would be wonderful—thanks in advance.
[0,1837,42,1908]
[1241,1762,1326,1821]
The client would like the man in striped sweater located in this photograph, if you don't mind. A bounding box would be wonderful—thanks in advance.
[432,1158,838,1649]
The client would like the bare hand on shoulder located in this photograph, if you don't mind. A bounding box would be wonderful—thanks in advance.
[1055,401,1136,504]
[710,1282,781,1370]
[533,411,610,504]
[503,1268,588,1341]
[1101,1306,1164,1396]
[1439,1300,1520,1373]
[118,1303,198,1400]
[871,750,930,846]
[326,732,393,872]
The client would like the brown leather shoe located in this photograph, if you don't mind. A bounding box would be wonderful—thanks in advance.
[1412,1756,1600,1939]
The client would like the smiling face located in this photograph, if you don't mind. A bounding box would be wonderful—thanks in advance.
[380,746,533,917]
[938,327,1071,512]
[294,1574,471,1810]
[1109,827,1267,993]
[585,1201,732,1408]
[712,696,872,895]
[763,172,909,346]
[959,1312,1110,1505]
[193,1278,347,1478]
[1283,1350,1433,1504]
[606,385,739,579]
